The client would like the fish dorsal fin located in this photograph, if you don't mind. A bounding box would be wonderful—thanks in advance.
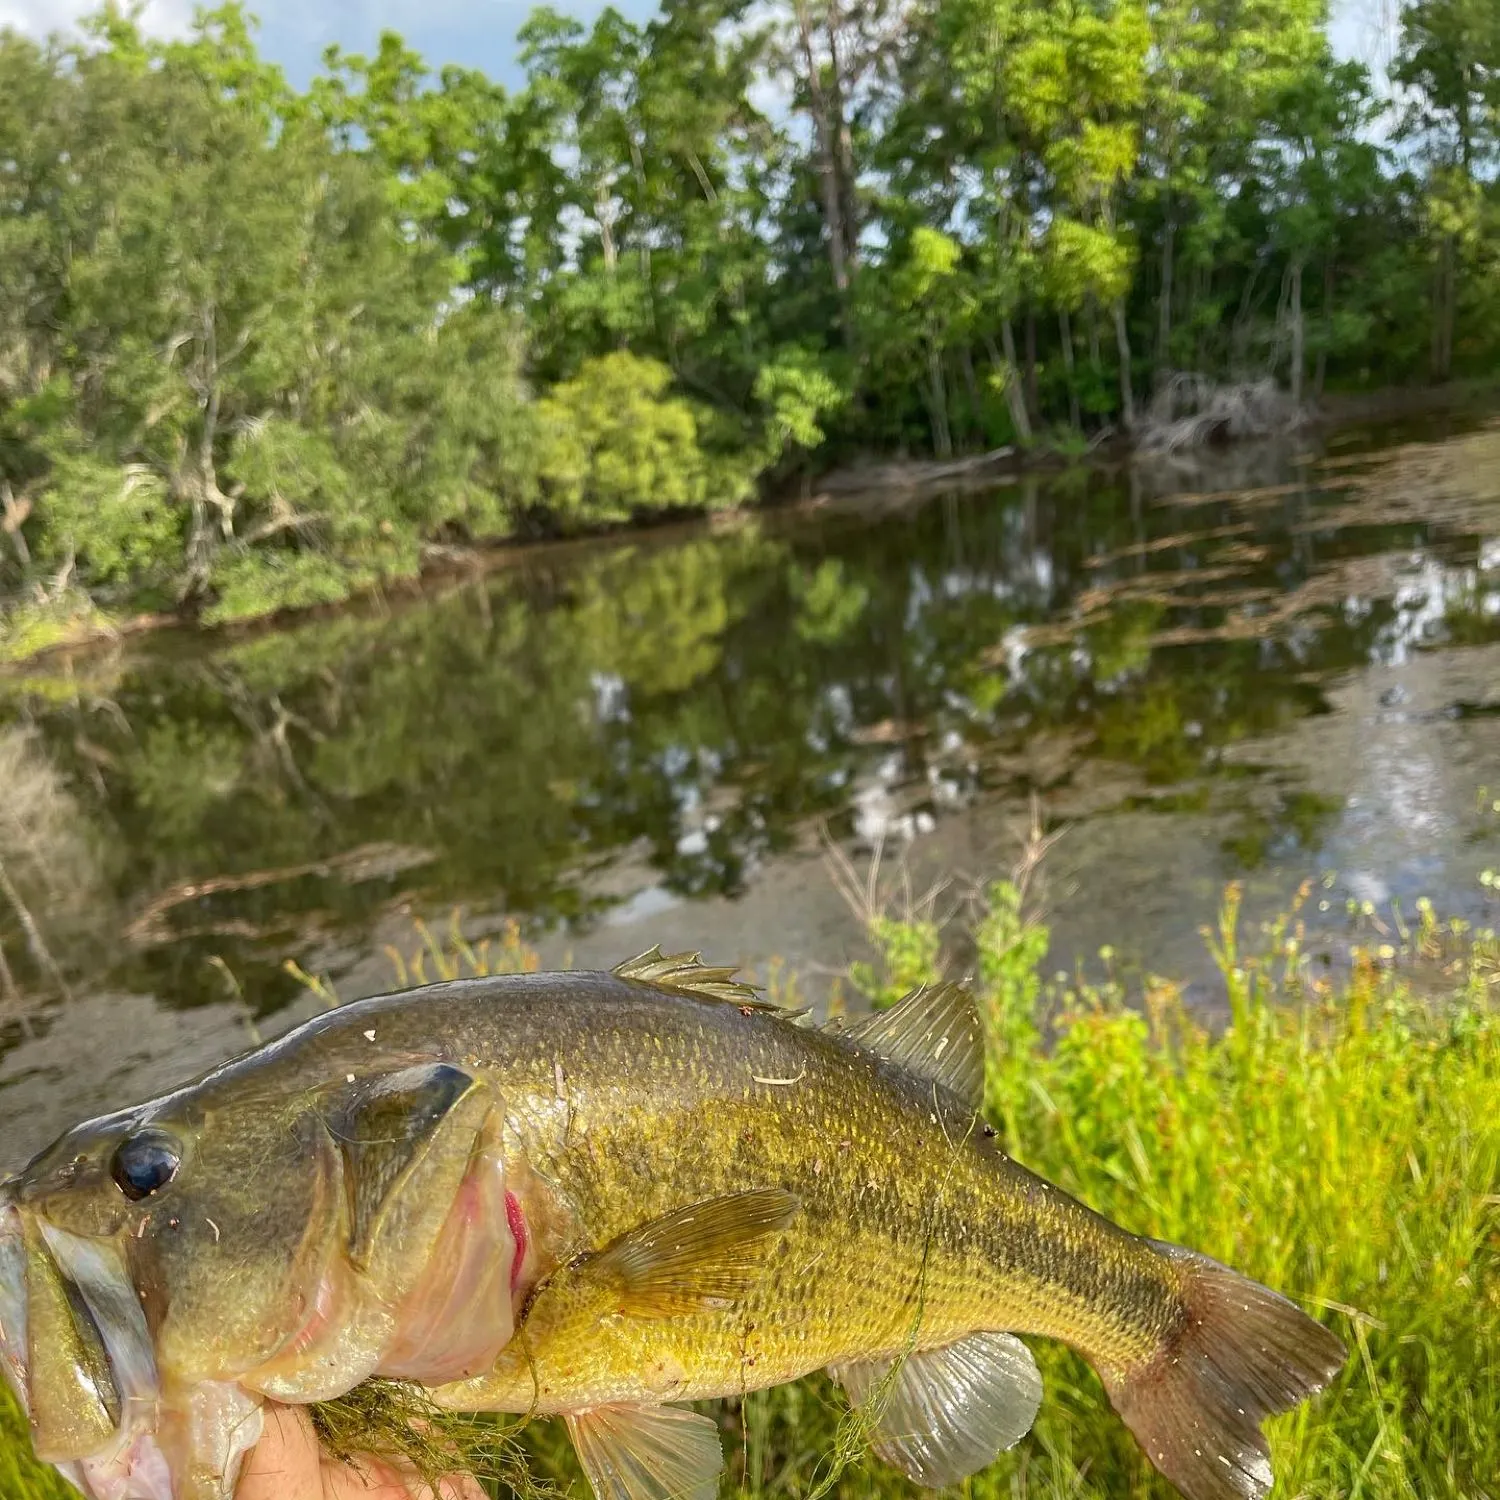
[566,1402,722,1500]
[830,1330,1043,1487]
[588,1188,800,1318]
[840,981,986,1108]
[614,947,781,1011]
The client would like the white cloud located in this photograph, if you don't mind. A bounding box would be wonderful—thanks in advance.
[1,0,194,40]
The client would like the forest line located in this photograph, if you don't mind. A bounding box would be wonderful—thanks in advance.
[0,0,1497,642]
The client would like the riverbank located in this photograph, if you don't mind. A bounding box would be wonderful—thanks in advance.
[5,378,1496,675]
[3,881,1497,1498]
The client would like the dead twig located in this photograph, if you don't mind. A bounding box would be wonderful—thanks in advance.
[124,841,435,946]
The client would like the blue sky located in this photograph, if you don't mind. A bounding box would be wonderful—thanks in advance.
[0,0,628,86]
[3,0,1395,94]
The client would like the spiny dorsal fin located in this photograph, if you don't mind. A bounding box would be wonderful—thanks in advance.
[838,981,986,1108]
[830,1330,1043,1487]
[614,947,781,1011]
[590,1188,800,1318]
[566,1402,722,1500]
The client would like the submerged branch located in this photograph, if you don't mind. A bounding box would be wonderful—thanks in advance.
[124,842,437,946]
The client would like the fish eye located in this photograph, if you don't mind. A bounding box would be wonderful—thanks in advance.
[109,1130,181,1201]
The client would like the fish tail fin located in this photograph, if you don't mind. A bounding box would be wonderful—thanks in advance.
[1102,1242,1346,1500]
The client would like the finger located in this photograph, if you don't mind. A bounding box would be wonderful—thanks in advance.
[327,1449,488,1500]
[377,1413,489,1500]
[235,1403,325,1500]
[435,1473,488,1500]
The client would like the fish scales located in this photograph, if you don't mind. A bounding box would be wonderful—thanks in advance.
[398,976,1169,1398]
[0,961,1345,1500]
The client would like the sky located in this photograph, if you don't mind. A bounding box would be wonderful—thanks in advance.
[2,0,1399,94]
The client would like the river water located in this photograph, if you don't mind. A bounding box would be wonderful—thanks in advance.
[2,411,1498,1170]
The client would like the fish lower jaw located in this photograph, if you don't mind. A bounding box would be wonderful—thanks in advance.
[0,1202,27,1415]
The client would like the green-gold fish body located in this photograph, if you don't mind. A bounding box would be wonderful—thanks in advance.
[0,954,1345,1500]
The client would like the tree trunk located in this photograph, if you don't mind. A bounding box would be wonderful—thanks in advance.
[927,342,952,458]
[596,181,618,274]
[823,0,859,273]
[793,0,851,306]
[179,309,241,589]
[1193,262,1211,371]
[1023,309,1039,427]
[960,344,982,447]
[1431,233,1456,381]
[1059,307,1080,429]
[1232,262,1262,377]
[1112,299,1135,430]
[1289,257,1304,407]
[1156,214,1176,386]
[1315,258,1333,400]
[988,326,1032,443]
[1,479,31,573]
[1441,233,1456,381]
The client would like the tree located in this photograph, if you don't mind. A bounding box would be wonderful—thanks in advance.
[1257,58,1385,402]
[1394,0,1500,377]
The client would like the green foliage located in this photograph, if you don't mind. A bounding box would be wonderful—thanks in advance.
[753,350,849,461]
[34,454,179,587]
[202,550,367,626]
[0,590,115,665]
[790,558,870,645]
[814,882,1500,1500]
[534,353,752,523]
[4,0,1500,649]
[0,8,544,631]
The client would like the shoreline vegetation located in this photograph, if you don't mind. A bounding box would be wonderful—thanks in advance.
[3,375,1498,674]
[3,1,1500,661]
[3,877,1498,1498]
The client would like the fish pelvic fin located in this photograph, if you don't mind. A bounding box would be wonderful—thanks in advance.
[1104,1243,1347,1500]
[565,1402,722,1500]
[831,1330,1043,1487]
[838,981,986,1108]
[589,1188,800,1318]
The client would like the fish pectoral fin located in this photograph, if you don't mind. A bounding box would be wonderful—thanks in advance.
[565,1402,722,1500]
[838,981,986,1108]
[830,1330,1043,1488]
[589,1188,800,1318]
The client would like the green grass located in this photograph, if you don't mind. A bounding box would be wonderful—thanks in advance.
[0,590,117,667]
[3,885,1497,1499]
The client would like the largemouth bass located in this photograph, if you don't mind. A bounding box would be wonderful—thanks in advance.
[0,951,1344,1500]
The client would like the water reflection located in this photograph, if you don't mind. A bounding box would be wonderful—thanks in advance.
[1,417,1498,1155]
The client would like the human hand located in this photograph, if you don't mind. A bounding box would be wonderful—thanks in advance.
[236,1401,487,1500]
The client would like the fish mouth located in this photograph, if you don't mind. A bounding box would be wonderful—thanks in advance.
[0,1196,28,1415]
[0,1201,163,1467]
[38,1221,161,1426]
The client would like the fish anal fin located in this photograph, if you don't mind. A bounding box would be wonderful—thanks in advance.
[841,981,987,1108]
[565,1402,722,1500]
[592,1188,799,1317]
[613,947,777,1009]
[831,1330,1043,1488]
